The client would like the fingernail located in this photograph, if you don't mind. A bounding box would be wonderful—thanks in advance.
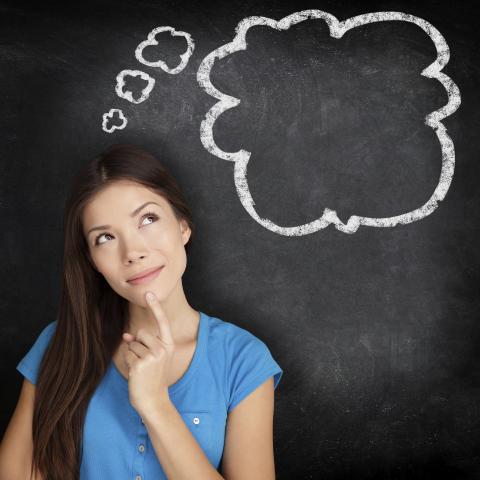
[146,292,155,303]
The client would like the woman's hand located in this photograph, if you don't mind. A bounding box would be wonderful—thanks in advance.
[122,291,175,418]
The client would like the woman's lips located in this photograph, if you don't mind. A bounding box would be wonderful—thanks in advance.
[127,266,164,285]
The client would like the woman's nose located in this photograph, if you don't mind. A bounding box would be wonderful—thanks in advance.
[122,233,149,263]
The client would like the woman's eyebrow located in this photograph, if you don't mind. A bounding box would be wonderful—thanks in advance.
[86,201,161,236]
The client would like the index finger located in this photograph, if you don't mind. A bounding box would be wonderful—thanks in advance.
[145,291,174,345]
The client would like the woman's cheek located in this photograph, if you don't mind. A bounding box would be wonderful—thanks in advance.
[145,228,168,249]
[93,250,117,279]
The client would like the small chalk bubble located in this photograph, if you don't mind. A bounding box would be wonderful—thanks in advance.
[102,108,128,133]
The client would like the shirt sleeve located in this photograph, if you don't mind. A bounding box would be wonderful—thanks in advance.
[16,320,57,385]
[226,329,283,413]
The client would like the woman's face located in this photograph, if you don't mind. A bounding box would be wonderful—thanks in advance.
[82,180,191,306]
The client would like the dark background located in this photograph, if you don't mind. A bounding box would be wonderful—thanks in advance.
[1,0,479,478]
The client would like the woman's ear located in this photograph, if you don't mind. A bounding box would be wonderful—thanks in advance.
[180,219,191,246]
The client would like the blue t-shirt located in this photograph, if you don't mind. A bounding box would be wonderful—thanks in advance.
[16,311,283,479]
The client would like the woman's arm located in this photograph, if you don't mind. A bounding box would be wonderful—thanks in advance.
[0,378,44,480]
[220,377,276,480]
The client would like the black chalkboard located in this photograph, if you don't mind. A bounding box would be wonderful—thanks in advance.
[1,0,478,478]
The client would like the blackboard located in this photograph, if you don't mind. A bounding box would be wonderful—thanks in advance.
[1,0,478,478]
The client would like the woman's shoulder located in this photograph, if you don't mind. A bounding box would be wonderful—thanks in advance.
[204,312,271,352]
[35,320,58,346]
[203,312,283,412]
[16,319,58,385]
[29,319,58,348]
[42,319,58,335]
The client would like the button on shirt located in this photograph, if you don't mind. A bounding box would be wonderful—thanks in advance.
[16,311,283,479]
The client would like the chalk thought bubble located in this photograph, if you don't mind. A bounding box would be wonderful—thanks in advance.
[102,108,127,133]
[135,26,195,74]
[115,69,155,104]
[197,10,461,235]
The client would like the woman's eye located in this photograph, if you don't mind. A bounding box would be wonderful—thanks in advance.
[94,233,113,246]
[141,212,158,226]
[94,212,159,246]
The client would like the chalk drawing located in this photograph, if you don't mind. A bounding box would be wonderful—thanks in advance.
[197,10,461,235]
[115,69,155,104]
[135,26,195,74]
[102,108,128,133]
[103,26,195,132]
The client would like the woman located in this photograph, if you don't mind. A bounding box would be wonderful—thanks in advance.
[0,144,283,479]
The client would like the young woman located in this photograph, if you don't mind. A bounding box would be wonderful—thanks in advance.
[0,144,283,479]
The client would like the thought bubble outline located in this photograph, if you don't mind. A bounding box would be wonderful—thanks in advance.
[115,69,155,104]
[196,10,461,235]
[135,26,195,74]
[102,108,128,133]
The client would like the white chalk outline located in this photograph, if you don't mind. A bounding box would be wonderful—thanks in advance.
[135,26,195,74]
[196,10,461,235]
[115,69,155,104]
[102,108,128,133]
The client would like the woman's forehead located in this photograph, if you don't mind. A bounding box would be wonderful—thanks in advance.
[83,182,171,220]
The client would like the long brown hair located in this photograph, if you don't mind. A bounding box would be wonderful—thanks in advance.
[30,143,195,479]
